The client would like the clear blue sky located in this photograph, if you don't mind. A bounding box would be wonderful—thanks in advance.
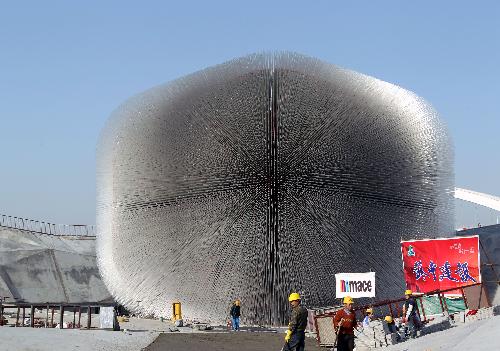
[1,1,498,226]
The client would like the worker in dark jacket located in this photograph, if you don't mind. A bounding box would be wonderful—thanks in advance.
[230,299,241,331]
[285,292,308,351]
[334,296,357,351]
[402,289,420,338]
[384,315,398,333]
[384,315,401,341]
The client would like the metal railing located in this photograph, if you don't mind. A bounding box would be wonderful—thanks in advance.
[0,214,96,237]
[312,282,486,347]
[0,302,115,329]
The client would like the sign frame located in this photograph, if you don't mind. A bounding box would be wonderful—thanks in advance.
[335,272,376,298]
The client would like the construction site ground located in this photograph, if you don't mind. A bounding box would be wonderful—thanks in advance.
[1,315,498,350]
[144,332,322,351]
[384,314,499,351]
[0,325,321,351]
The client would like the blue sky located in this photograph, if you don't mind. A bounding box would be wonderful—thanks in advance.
[0,1,498,226]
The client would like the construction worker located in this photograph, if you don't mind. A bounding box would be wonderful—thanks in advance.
[333,296,357,351]
[384,315,399,334]
[384,315,401,342]
[402,289,420,338]
[362,307,373,327]
[284,292,308,351]
[230,299,241,331]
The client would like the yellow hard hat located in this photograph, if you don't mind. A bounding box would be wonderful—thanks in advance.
[366,308,373,314]
[405,289,412,296]
[288,292,301,302]
[343,296,354,304]
[384,315,393,323]
[235,300,240,306]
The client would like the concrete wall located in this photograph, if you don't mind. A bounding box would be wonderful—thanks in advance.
[0,226,112,304]
[456,224,500,306]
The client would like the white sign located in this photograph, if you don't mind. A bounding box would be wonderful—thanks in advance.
[335,272,376,298]
[99,307,115,329]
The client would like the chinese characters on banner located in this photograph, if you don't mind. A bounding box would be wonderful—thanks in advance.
[401,236,481,294]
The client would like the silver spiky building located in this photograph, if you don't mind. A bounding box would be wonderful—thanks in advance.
[96,53,454,325]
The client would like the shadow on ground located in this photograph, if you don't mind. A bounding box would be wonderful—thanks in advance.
[143,332,322,351]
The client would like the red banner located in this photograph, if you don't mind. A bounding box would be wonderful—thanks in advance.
[401,236,480,294]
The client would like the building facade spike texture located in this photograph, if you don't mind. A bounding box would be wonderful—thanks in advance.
[96,52,454,325]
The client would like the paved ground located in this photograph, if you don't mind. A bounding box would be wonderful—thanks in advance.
[0,317,321,351]
[3,315,499,351]
[0,327,159,351]
[144,332,323,351]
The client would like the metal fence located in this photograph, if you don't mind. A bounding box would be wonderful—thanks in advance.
[313,283,484,347]
[0,302,114,329]
[0,214,96,237]
[314,315,337,347]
